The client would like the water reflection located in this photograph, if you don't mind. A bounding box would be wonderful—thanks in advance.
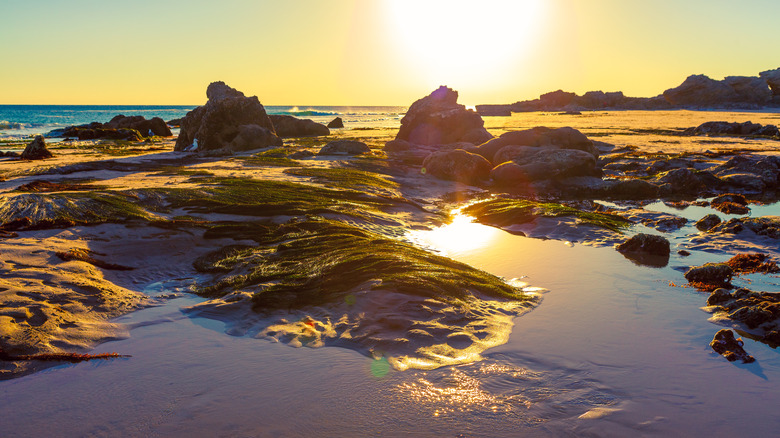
[406,210,501,256]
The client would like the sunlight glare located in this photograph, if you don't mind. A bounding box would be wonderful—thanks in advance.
[407,211,500,256]
[384,0,545,88]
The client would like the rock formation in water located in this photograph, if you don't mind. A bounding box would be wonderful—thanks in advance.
[174,81,282,153]
[268,114,329,138]
[104,115,172,137]
[710,329,755,363]
[20,135,53,160]
[48,115,172,140]
[327,117,344,128]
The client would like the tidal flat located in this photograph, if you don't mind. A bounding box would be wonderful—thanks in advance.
[2,109,780,436]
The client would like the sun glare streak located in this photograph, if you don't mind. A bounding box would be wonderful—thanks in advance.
[406,210,500,256]
[384,0,545,88]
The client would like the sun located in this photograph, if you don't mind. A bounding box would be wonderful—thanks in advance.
[383,0,545,92]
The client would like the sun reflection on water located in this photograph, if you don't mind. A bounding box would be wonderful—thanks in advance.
[406,210,501,256]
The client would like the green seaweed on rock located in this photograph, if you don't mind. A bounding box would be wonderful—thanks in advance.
[462,198,632,232]
[196,218,530,310]
[283,167,399,191]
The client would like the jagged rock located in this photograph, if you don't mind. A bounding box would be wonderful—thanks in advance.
[269,114,329,137]
[20,135,53,160]
[105,115,172,137]
[760,68,780,97]
[685,263,733,287]
[490,149,598,185]
[696,214,722,231]
[317,140,370,155]
[655,168,721,195]
[686,121,779,137]
[421,149,492,184]
[476,126,597,164]
[710,216,780,238]
[711,194,750,215]
[174,81,281,153]
[719,173,767,193]
[395,86,491,145]
[710,329,755,363]
[714,155,780,188]
[327,117,344,128]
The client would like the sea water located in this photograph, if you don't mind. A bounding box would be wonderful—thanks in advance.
[0,105,405,139]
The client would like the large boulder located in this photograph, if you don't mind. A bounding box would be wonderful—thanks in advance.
[20,135,53,160]
[395,86,491,146]
[663,75,739,106]
[174,81,282,153]
[269,114,329,137]
[327,117,344,128]
[421,149,492,184]
[104,115,172,137]
[724,76,773,105]
[490,148,598,184]
[476,126,596,164]
[759,68,780,97]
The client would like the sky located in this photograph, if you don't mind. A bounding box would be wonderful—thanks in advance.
[1,0,779,105]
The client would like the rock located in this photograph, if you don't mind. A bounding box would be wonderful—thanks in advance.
[317,140,370,155]
[20,135,53,160]
[327,117,344,128]
[538,90,577,109]
[477,126,597,164]
[288,150,314,159]
[713,216,780,238]
[711,194,750,215]
[685,263,733,288]
[104,115,172,137]
[167,118,183,127]
[707,288,733,306]
[490,149,598,185]
[760,68,780,97]
[616,233,671,256]
[269,114,330,137]
[687,121,779,137]
[724,76,773,105]
[715,155,780,188]
[493,145,544,166]
[663,75,740,106]
[475,104,512,116]
[710,329,755,363]
[696,214,722,231]
[719,173,767,193]
[206,81,245,101]
[395,86,491,145]
[174,81,282,153]
[421,149,492,184]
[655,168,721,195]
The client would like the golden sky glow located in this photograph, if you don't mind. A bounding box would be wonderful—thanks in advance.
[1,0,778,105]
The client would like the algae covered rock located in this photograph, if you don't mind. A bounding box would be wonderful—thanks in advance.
[696,214,722,231]
[616,233,670,267]
[20,135,53,160]
[710,329,755,363]
[317,140,370,155]
[684,263,733,289]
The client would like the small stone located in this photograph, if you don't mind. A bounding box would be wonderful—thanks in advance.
[710,329,755,363]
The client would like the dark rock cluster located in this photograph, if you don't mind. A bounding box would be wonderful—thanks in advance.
[48,115,172,141]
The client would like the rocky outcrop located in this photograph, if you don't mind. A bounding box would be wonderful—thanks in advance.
[421,149,492,184]
[317,140,370,155]
[327,117,344,128]
[20,135,53,160]
[395,86,491,146]
[710,329,755,363]
[269,115,329,138]
[174,81,282,153]
[664,74,772,107]
[710,216,780,239]
[685,263,733,289]
[760,68,780,99]
[476,126,597,164]
[684,121,779,138]
[491,149,598,185]
[104,115,172,137]
[711,194,750,215]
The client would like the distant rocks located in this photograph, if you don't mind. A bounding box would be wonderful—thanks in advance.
[104,114,172,137]
[317,140,369,155]
[269,114,329,138]
[684,121,779,138]
[476,67,780,115]
[48,115,171,140]
[174,81,282,153]
[327,117,344,128]
[20,135,53,160]
[395,86,492,146]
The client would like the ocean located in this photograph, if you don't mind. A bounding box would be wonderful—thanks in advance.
[0,105,406,139]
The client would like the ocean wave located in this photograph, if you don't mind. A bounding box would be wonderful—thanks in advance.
[272,110,339,117]
[0,120,23,130]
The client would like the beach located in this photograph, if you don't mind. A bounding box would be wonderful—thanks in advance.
[1,93,780,436]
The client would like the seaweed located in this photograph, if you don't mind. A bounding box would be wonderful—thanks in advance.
[283,167,399,191]
[461,198,632,232]
[195,218,530,310]
[238,148,304,167]
[0,348,129,363]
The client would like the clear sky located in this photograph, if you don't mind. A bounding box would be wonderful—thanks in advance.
[1,0,778,105]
